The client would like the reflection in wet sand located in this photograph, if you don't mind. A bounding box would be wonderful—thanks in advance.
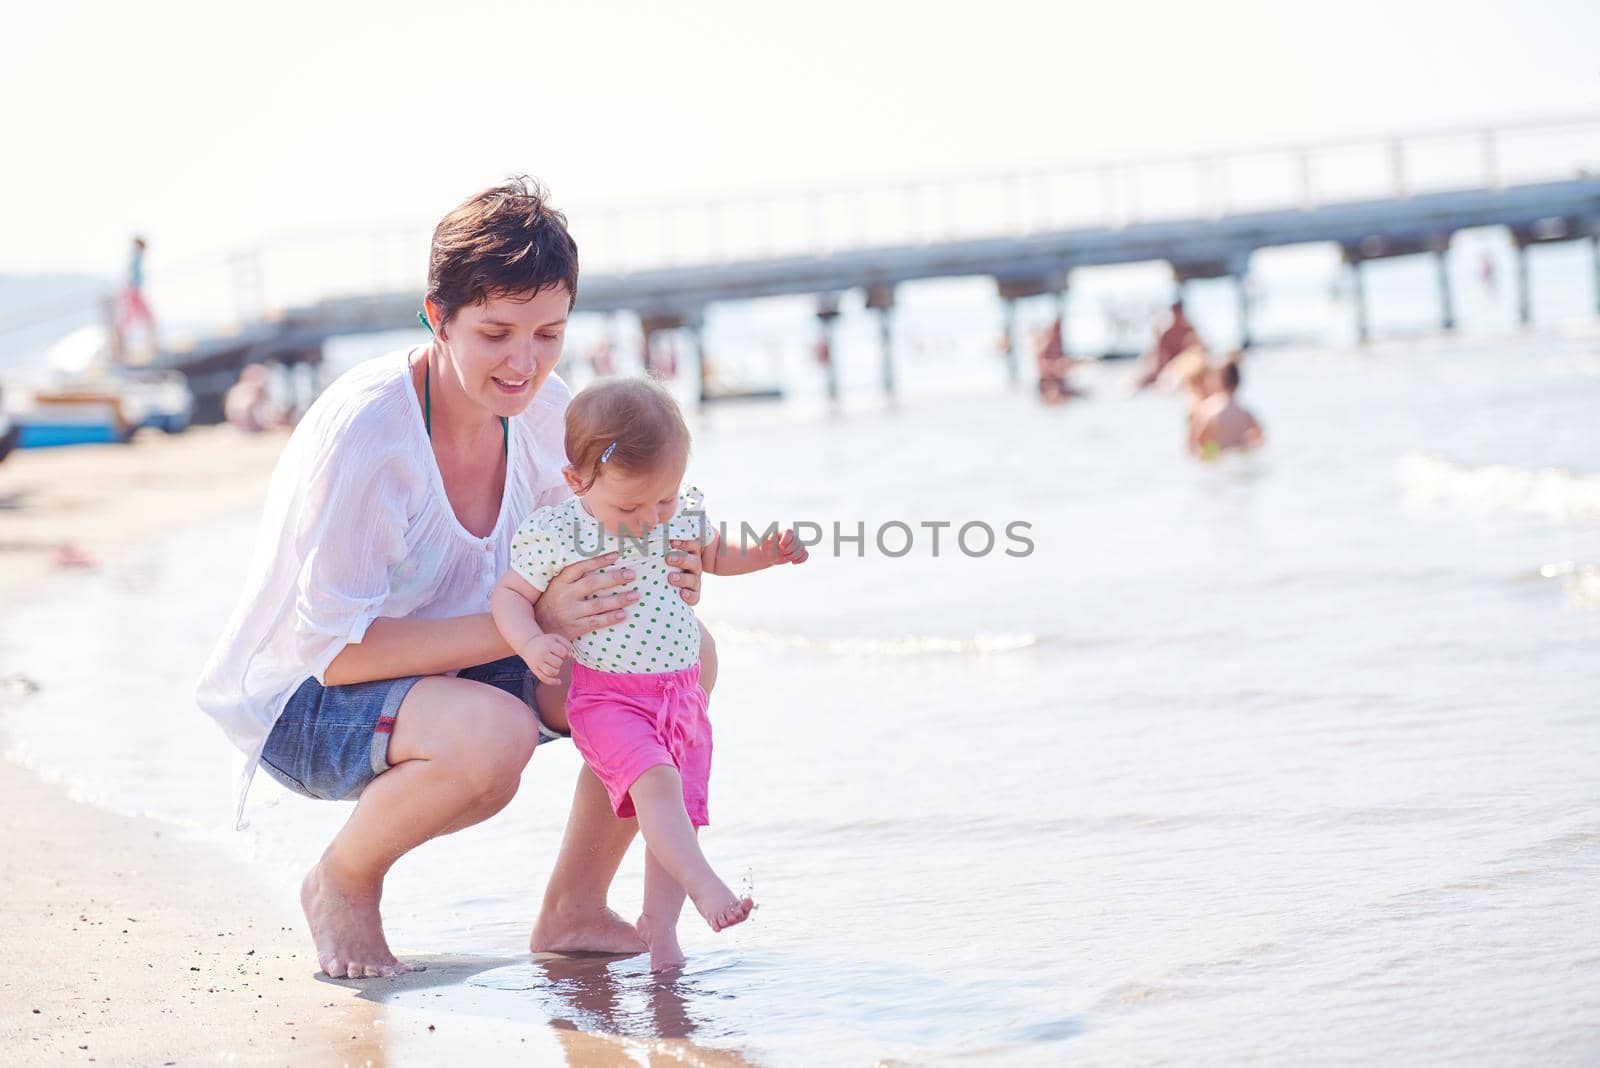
[343,953,757,1066]
[538,955,757,1066]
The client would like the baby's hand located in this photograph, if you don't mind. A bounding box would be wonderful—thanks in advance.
[520,634,572,685]
[764,527,810,566]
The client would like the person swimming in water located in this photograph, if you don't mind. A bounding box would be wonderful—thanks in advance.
[1188,355,1263,459]
[1032,317,1083,405]
[1133,301,1198,390]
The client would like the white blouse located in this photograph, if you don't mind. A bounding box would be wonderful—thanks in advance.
[195,348,574,826]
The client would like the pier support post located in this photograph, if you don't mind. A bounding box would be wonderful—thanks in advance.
[816,295,841,403]
[865,284,896,399]
[1233,273,1253,350]
[1434,243,1456,331]
[688,312,708,409]
[1000,297,1019,384]
[639,311,689,379]
[1349,258,1371,345]
[1514,241,1532,327]
[994,274,1064,385]
[1591,233,1599,316]
[1057,282,1071,353]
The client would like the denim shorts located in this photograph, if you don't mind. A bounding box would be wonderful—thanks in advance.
[258,656,568,802]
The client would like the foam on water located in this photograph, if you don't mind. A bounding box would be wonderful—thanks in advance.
[709,622,1044,656]
[1399,453,1600,524]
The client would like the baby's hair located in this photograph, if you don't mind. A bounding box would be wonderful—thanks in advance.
[565,376,690,493]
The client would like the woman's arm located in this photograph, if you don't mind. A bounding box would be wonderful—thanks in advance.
[326,551,631,686]
[324,539,708,687]
[323,612,513,686]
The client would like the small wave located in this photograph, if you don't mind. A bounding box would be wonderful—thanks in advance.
[2,745,226,836]
[749,811,1249,843]
[709,623,1043,657]
[1398,454,1600,524]
[1096,982,1195,1008]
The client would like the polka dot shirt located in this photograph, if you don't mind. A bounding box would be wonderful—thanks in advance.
[509,487,713,674]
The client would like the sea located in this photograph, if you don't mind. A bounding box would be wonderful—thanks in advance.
[2,240,1598,1065]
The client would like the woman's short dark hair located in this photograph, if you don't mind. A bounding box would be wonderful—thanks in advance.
[426,176,579,326]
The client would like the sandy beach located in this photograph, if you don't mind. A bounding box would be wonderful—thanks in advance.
[0,428,389,1065]
[0,426,290,590]
[0,428,732,1067]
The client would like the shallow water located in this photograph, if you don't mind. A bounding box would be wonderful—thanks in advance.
[3,322,1599,1064]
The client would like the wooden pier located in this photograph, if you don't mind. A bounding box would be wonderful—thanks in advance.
[35,116,1600,418]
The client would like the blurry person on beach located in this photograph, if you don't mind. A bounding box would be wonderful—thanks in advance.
[224,364,291,432]
[645,333,679,379]
[1189,355,1264,459]
[492,378,808,970]
[1032,317,1083,404]
[586,336,616,377]
[1133,301,1198,389]
[116,235,157,360]
[197,178,713,979]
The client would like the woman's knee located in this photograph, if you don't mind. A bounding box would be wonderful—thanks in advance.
[460,690,538,797]
[393,680,538,798]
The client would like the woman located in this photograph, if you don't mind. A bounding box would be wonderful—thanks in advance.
[197,178,713,979]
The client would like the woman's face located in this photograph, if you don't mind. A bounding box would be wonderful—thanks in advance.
[431,287,570,418]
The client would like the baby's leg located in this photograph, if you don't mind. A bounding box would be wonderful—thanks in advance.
[638,847,688,971]
[629,765,754,933]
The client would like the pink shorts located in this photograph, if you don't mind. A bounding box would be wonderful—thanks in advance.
[567,662,713,826]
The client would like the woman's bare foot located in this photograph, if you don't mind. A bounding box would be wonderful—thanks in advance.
[530,901,648,955]
[685,875,755,932]
[634,912,686,972]
[300,861,413,979]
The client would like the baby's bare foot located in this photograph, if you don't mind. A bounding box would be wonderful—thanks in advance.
[300,861,413,979]
[686,876,756,933]
[711,895,755,931]
[635,912,686,972]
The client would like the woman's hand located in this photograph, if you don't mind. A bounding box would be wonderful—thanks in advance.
[667,540,704,605]
[533,552,639,640]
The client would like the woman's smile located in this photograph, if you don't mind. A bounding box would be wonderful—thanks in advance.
[491,374,532,395]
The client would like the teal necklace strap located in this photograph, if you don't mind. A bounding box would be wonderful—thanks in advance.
[424,360,508,457]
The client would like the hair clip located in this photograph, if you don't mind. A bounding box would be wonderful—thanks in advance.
[599,441,618,463]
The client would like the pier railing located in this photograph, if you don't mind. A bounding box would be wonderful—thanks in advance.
[571,113,1600,271]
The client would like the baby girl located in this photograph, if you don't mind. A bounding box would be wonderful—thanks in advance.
[491,376,808,970]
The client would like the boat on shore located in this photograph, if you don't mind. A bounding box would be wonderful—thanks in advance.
[1,325,194,448]
[0,383,18,463]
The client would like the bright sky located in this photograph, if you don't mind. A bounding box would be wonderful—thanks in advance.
[8,0,1599,274]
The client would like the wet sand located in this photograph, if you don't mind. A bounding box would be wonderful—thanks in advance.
[0,427,387,1064]
[0,759,384,1065]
